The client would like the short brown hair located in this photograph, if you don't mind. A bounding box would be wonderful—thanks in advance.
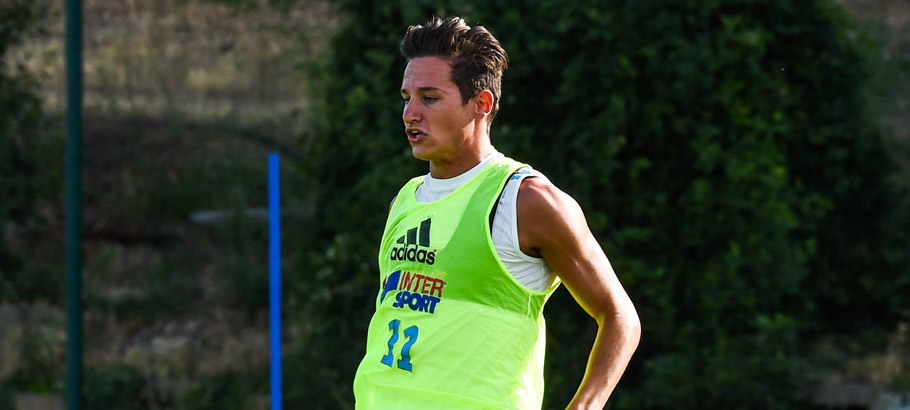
[401,16,509,125]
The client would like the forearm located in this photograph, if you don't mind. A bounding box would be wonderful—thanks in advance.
[565,312,641,410]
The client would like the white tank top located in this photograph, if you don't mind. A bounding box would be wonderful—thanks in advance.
[415,151,556,291]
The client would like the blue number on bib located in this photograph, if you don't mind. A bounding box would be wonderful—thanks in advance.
[398,325,419,372]
[380,319,400,367]
[380,319,419,372]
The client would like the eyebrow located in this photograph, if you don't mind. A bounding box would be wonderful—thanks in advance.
[400,86,446,95]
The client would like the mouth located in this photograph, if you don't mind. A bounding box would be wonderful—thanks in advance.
[406,128,426,142]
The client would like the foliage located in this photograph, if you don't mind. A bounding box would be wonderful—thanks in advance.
[1,0,907,408]
[83,365,268,410]
[0,383,13,410]
[84,365,148,410]
[179,371,268,410]
[293,0,910,409]
[0,1,51,302]
[6,308,65,395]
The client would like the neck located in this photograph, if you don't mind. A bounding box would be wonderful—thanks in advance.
[429,139,493,179]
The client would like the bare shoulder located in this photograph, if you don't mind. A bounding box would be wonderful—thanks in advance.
[516,177,583,215]
[517,175,636,331]
[515,176,590,258]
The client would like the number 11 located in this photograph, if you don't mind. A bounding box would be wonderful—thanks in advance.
[380,319,419,372]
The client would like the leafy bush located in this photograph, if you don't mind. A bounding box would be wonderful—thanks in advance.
[179,371,268,410]
[3,0,906,408]
[84,365,148,410]
[0,1,52,302]
[84,366,268,410]
[291,0,910,408]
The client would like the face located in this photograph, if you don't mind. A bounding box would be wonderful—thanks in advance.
[400,56,478,165]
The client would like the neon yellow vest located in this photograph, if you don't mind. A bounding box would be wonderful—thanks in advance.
[353,157,560,410]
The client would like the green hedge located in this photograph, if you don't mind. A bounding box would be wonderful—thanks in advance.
[2,0,907,408]
[291,0,910,409]
[0,1,50,302]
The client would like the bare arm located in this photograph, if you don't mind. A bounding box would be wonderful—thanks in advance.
[517,178,641,410]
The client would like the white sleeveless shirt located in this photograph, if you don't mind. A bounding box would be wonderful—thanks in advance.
[415,151,557,291]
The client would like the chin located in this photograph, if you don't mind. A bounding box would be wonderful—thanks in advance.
[410,146,435,161]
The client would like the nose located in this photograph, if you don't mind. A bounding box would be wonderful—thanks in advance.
[402,99,420,125]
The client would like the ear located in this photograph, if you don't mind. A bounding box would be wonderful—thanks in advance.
[474,90,495,117]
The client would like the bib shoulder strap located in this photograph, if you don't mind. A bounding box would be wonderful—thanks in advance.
[486,157,530,231]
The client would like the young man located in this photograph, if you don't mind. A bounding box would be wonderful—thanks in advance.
[353,16,640,410]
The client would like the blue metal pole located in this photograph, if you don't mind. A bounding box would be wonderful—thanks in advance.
[269,153,282,410]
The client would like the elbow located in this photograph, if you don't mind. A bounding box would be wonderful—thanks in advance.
[600,303,641,347]
[594,303,641,349]
[625,310,641,347]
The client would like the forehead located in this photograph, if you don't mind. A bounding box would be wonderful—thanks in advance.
[401,56,456,92]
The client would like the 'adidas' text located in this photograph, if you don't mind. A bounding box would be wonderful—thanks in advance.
[390,247,436,265]
[389,217,436,266]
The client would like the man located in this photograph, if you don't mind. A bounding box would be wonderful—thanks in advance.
[353,16,640,410]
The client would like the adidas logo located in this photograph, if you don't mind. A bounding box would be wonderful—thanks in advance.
[389,218,436,265]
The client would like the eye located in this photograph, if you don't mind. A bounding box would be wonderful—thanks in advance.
[423,96,438,102]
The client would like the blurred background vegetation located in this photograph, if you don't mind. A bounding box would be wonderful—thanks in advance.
[1,0,909,409]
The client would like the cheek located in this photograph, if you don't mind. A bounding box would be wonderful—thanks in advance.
[426,104,473,139]
[460,110,477,131]
[441,115,471,137]
[445,106,474,129]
